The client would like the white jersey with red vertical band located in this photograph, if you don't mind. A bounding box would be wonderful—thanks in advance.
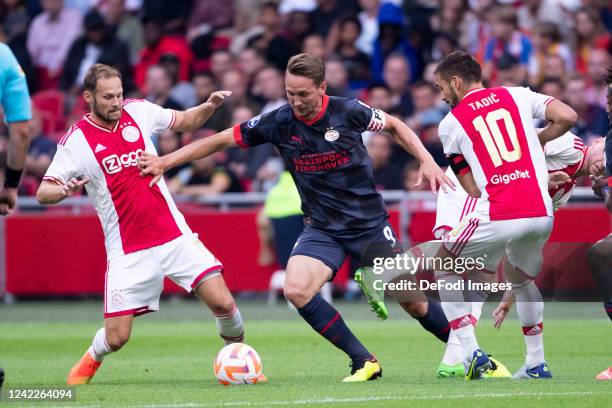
[544,131,587,210]
[433,130,583,235]
[43,99,192,259]
[438,86,554,221]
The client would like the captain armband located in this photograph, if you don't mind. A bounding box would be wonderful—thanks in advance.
[446,154,471,176]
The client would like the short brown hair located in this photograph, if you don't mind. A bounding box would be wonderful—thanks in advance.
[83,64,122,92]
[286,53,325,86]
[434,51,482,83]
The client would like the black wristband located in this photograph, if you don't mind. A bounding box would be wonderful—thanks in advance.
[4,166,23,188]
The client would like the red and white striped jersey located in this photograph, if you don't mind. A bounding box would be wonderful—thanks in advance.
[434,131,584,237]
[438,86,554,221]
[544,131,587,210]
[43,99,192,259]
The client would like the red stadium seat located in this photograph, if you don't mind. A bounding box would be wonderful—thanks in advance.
[32,90,66,133]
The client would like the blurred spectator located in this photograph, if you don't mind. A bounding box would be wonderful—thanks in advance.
[482,6,532,85]
[159,53,198,108]
[209,49,234,85]
[156,129,188,179]
[309,0,356,37]
[355,0,379,56]
[206,69,261,132]
[144,64,183,110]
[366,83,392,111]
[27,0,83,89]
[168,153,244,196]
[431,31,459,62]
[142,0,192,35]
[60,10,133,95]
[527,22,573,87]
[538,77,564,102]
[573,7,611,74]
[253,66,287,113]
[516,0,568,35]
[134,14,193,92]
[1,0,29,40]
[429,0,464,40]
[366,132,403,190]
[371,2,420,83]
[238,48,267,84]
[459,0,493,63]
[192,72,215,104]
[283,10,312,46]
[420,124,445,166]
[382,53,413,116]
[187,0,233,32]
[21,107,55,195]
[302,33,326,59]
[542,54,567,82]
[494,53,527,87]
[585,48,611,110]
[328,15,370,86]
[324,57,354,98]
[99,0,144,65]
[226,105,254,180]
[406,81,445,133]
[247,1,298,70]
[563,74,609,141]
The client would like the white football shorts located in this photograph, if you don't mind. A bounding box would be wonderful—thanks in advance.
[104,233,223,318]
[443,214,553,277]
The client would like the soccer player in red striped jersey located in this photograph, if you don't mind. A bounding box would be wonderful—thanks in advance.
[431,51,577,380]
[36,64,259,384]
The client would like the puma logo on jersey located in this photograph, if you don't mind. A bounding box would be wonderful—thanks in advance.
[95,144,107,153]
[102,149,143,174]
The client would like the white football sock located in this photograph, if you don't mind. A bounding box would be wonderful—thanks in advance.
[441,330,464,366]
[88,327,112,362]
[437,272,479,362]
[514,281,545,367]
[215,304,244,345]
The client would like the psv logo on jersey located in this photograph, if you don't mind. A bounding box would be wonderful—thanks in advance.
[102,149,143,174]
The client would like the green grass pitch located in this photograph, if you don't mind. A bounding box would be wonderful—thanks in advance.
[1,300,610,407]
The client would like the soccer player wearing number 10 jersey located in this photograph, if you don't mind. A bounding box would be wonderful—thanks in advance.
[432,52,577,380]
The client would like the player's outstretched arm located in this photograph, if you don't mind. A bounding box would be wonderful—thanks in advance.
[36,178,90,205]
[171,91,232,132]
[538,99,578,145]
[383,113,454,193]
[138,128,237,187]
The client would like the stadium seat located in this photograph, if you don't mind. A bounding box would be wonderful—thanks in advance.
[32,90,65,133]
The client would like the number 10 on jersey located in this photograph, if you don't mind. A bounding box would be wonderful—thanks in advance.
[472,108,522,167]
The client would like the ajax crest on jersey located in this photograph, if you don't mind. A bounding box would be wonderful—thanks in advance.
[214,343,262,385]
[324,129,339,142]
[122,126,140,142]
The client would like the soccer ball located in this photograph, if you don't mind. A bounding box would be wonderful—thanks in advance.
[213,343,262,385]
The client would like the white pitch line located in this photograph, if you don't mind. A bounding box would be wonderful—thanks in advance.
[19,390,612,408]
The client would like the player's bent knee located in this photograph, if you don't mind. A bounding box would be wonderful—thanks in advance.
[209,297,236,316]
[399,301,428,317]
[283,281,312,308]
[105,329,130,351]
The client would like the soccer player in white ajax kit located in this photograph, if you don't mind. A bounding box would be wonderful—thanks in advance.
[36,64,262,385]
[430,52,577,380]
[431,131,605,377]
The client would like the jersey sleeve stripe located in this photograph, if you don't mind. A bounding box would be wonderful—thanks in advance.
[168,109,176,129]
[232,124,248,148]
[42,175,64,185]
[58,124,78,146]
[608,176,612,188]
[544,96,555,106]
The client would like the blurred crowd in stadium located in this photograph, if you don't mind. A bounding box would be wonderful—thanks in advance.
[0,0,610,197]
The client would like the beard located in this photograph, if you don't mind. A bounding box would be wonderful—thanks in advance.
[449,86,461,108]
[93,100,121,122]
